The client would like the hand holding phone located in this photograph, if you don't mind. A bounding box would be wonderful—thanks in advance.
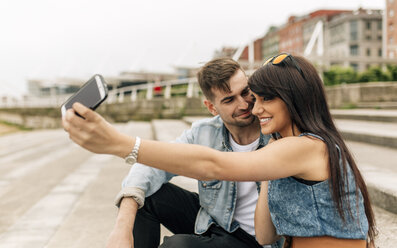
[61,74,108,117]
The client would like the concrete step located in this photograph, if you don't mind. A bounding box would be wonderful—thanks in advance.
[347,141,397,246]
[183,116,211,125]
[335,119,397,149]
[356,101,397,109]
[331,109,397,123]
[373,206,397,248]
[0,122,154,248]
[348,140,397,215]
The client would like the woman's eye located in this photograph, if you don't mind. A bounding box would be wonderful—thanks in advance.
[263,96,274,101]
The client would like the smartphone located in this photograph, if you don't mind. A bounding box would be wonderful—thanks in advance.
[61,74,108,117]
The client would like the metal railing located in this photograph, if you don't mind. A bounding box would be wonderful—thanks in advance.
[0,77,201,109]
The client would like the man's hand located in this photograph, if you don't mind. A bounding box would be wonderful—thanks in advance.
[106,198,139,248]
[62,102,133,158]
[106,225,134,248]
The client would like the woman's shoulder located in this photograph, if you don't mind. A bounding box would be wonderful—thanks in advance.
[271,135,329,180]
[273,134,327,153]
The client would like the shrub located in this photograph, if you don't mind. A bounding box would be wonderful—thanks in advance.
[323,66,357,86]
[357,66,391,82]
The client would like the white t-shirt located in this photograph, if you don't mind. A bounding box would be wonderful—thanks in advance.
[229,134,259,237]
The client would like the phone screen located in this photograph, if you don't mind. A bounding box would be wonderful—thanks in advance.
[61,75,107,116]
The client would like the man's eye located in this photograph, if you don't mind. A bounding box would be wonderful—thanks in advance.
[242,90,249,96]
[251,95,256,102]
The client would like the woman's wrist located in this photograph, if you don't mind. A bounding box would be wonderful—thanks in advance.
[111,134,135,159]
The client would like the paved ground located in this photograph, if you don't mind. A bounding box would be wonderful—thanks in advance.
[0,119,396,247]
[0,123,152,248]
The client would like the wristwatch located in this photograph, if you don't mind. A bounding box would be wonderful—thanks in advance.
[125,137,141,165]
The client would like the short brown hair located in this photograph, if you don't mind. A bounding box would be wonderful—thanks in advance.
[197,58,242,100]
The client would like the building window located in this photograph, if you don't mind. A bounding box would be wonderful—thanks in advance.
[378,35,382,41]
[378,21,382,30]
[350,45,359,56]
[379,48,382,57]
[366,21,371,30]
[366,35,372,40]
[367,48,371,56]
[390,10,395,17]
[350,63,359,71]
[350,20,358,41]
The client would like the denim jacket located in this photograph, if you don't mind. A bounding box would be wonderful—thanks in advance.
[268,133,368,239]
[115,116,283,247]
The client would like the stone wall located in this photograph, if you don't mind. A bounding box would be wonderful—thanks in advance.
[1,81,396,129]
[325,82,397,108]
[0,97,210,129]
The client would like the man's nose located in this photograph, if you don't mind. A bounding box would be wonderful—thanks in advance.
[237,96,249,109]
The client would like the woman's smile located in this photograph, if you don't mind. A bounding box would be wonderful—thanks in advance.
[259,117,272,125]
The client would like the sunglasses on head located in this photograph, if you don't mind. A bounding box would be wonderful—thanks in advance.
[263,53,305,79]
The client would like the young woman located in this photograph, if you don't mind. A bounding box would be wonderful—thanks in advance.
[63,54,376,248]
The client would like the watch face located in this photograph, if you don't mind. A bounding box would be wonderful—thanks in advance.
[126,156,136,165]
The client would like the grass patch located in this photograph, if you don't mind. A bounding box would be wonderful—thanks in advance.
[340,103,357,109]
[0,120,32,132]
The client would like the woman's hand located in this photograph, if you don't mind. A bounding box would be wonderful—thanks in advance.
[62,102,133,158]
[255,181,278,245]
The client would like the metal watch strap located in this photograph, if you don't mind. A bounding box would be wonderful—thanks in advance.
[125,136,141,165]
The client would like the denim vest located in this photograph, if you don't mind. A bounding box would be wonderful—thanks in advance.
[121,116,283,246]
[268,133,368,239]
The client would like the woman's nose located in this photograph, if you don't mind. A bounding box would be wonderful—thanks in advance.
[252,101,262,116]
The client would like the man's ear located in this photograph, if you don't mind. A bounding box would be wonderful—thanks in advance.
[204,99,218,116]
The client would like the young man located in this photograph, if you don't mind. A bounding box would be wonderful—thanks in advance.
[105,58,281,248]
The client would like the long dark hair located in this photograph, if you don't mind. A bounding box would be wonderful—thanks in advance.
[248,55,376,245]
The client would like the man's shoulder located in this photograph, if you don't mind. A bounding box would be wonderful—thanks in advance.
[185,116,224,148]
[190,115,224,130]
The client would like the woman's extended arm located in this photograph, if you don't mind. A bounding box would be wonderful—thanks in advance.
[254,182,279,245]
[63,103,322,182]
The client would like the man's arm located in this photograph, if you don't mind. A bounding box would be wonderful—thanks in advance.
[107,121,196,248]
[106,198,138,248]
[114,125,195,207]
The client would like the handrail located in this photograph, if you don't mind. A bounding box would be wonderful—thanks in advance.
[0,77,200,108]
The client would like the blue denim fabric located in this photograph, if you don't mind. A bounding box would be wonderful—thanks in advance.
[268,133,368,239]
[121,116,282,247]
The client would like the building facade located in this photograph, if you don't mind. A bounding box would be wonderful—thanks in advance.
[254,8,386,72]
[386,0,397,58]
[278,15,306,55]
[262,26,280,59]
[327,9,384,71]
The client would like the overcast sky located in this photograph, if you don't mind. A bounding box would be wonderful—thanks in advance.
[0,0,385,97]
